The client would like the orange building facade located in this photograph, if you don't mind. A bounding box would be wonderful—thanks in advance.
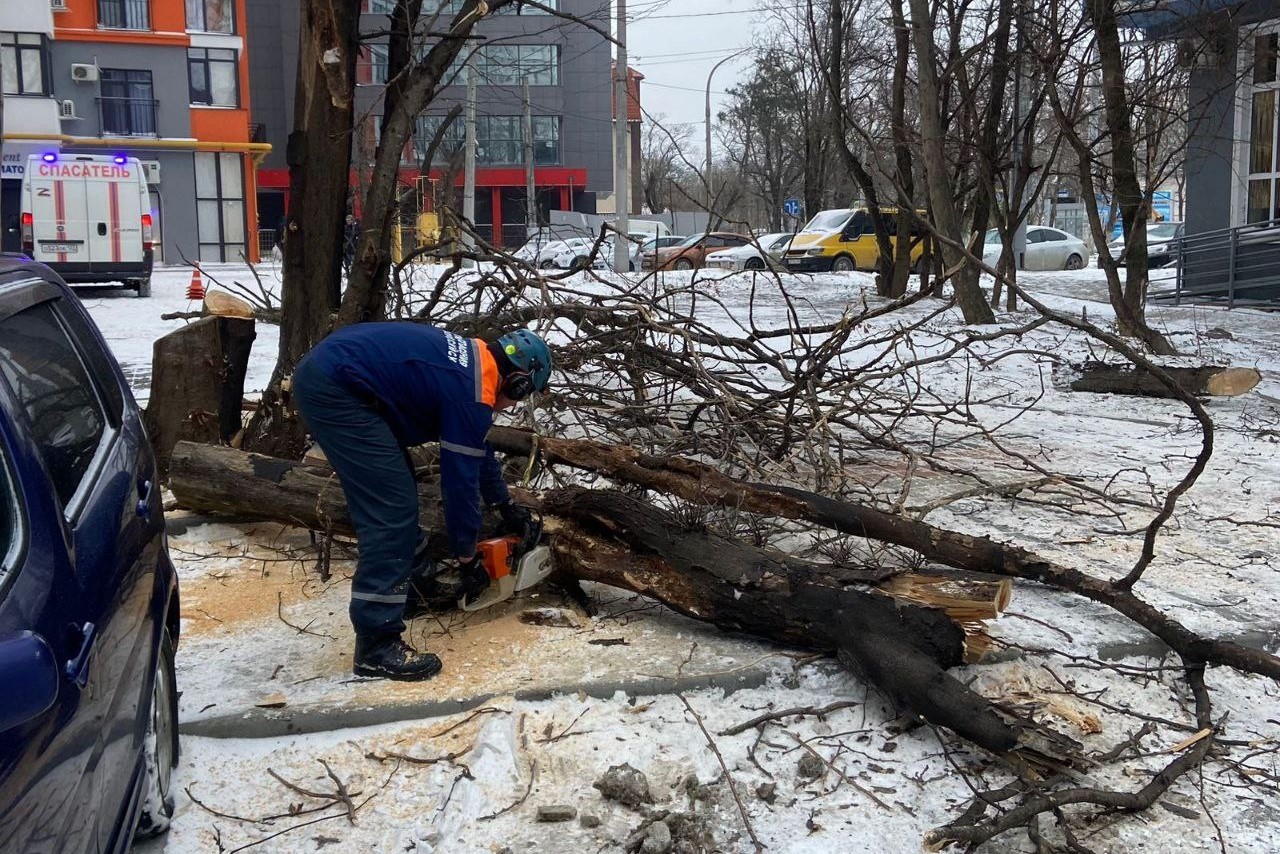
[2,0,269,262]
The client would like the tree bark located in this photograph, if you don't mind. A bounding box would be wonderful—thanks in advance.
[241,0,361,457]
[1067,362,1261,398]
[1085,0,1176,355]
[906,0,995,324]
[143,317,255,478]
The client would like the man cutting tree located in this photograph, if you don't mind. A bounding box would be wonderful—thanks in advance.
[293,323,552,681]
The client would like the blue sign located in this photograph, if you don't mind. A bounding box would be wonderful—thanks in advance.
[783,198,802,218]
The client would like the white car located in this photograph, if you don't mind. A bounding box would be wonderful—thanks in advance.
[551,238,618,271]
[705,232,794,272]
[536,237,593,268]
[983,226,1090,271]
[1107,221,1183,268]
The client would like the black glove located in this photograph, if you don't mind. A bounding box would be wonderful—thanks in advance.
[498,502,537,547]
[457,555,490,606]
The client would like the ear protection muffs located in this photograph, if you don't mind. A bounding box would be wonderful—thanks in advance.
[502,370,535,401]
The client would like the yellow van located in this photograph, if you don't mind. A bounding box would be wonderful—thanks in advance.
[782,207,926,273]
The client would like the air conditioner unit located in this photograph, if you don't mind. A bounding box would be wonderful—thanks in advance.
[50,0,68,9]
[58,100,79,120]
[70,63,100,83]
[142,161,161,184]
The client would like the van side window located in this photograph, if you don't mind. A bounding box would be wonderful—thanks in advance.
[0,303,107,507]
[845,211,871,237]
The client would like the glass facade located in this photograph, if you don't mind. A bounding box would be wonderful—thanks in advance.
[413,114,560,166]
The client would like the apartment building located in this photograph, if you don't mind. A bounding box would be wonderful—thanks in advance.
[246,0,614,248]
[1,0,267,263]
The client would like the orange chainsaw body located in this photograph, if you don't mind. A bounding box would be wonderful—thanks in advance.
[477,535,520,581]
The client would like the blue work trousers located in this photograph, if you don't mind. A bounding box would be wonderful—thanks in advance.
[293,358,419,637]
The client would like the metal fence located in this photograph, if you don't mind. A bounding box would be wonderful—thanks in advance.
[1150,217,1280,308]
[98,96,158,136]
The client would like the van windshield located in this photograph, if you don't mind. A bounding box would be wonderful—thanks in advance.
[985,229,1001,244]
[1148,222,1181,240]
[801,210,854,233]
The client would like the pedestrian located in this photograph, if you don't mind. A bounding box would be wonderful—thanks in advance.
[292,323,552,680]
[342,214,359,271]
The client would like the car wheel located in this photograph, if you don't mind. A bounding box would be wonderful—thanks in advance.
[674,258,694,271]
[134,628,178,839]
[1064,254,1084,271]
[832,254,856,273]
[135,277,152,298]
[745,258,765,271]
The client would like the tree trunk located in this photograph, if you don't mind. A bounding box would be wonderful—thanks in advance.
[241,0,361,457]
[1067,362,1261,398]
[143,317,255,479]
[906,0,996,324]
[1085,0,1176,355]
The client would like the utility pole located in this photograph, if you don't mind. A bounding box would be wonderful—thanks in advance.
[523,77,536,235]
[463,60,477,263]
[1010,0,1027,274]
[705,50,745,226]
[612,0,630,272]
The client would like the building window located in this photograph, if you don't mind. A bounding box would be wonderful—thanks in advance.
[363,0,396,12]
[188,48,238,106]
[475,45,559,86]
[100,69,157,136]
[1246,32,1280,224]
[186,0,234,32]
[358,44,388,85]
[413,114,560,165]
[1,33,49,96]
[195,152,246,262]
[98,0,150,30]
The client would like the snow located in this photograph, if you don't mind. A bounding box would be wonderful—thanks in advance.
[107,262,1280,853]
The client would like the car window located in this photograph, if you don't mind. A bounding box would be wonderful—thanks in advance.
[53,303,124,424]
[724,236,749,247]
[1026,229,1046,244]
[844,211,872,236]
[769,234,792,250]
[1041,230,1068,242]
[0,303,108,508]
[985,229,1001,244]
[802,210,853,233]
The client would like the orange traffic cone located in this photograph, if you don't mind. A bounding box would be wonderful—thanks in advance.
[187,267,205,301]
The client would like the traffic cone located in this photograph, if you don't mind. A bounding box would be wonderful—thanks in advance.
[187,267,205,301]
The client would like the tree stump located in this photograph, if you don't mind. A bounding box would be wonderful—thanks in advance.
[144,316,255,478]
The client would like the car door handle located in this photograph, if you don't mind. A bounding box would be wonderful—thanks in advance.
[136,478,153,517]
[65,622,97,689]
[97,222,108,236]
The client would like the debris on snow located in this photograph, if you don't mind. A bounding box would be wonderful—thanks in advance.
[593,762,654,809]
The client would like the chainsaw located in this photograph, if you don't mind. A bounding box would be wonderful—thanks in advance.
[460,519,554,611]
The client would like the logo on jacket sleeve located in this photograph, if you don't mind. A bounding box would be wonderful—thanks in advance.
[444,331,471,368]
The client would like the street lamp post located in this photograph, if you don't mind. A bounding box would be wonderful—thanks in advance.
[704,49,748,220]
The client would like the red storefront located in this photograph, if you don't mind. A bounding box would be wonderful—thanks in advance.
[257,165,589,249]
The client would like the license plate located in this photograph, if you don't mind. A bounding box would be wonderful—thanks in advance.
[785,258,804,266]
[41,242,81,254]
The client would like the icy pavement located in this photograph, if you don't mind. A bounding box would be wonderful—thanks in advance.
[107,263,1280,853]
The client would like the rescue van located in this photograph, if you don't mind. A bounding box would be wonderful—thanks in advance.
[20,153,154,296]
[783,206,927,273]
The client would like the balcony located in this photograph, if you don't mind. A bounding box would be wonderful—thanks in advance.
[97,96,158,136]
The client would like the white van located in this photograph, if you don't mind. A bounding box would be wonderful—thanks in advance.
[20,153,154,296]
[621,219,671,239]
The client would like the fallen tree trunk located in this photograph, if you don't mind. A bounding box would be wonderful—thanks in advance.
[485,428,1280,682]
[1067,361,1261,398]
[167,440,1008,660]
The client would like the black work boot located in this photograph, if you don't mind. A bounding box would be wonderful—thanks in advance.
[353,634,443,681]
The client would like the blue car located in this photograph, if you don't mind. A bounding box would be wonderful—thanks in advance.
[0,256,179,852]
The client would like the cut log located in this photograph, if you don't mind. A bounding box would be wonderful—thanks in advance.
[169,440,455,538]
[143,316,255,478]
[203,290,257,319]
[1067,361,1261,398]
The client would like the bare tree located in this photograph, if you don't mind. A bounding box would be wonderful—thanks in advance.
[640,114,693,216]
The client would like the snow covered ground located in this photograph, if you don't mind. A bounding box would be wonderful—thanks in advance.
[105,263,1280,853]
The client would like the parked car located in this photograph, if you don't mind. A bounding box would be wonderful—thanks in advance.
[982,226,1091,271]
[636,235,686,271]
[0,256,180,853]
[642,232,752,271]
[552,238,617,271]
[782,207,927,273]
[706,232,794,272]
[1106,221,1184,267]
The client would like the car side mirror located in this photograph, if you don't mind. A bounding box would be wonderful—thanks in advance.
[0,632,60,731]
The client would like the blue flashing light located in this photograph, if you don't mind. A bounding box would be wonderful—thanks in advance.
[113,155,127,164]
[41,152,57,163]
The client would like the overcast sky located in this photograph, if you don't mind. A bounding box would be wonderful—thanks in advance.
[622,0,763,158]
